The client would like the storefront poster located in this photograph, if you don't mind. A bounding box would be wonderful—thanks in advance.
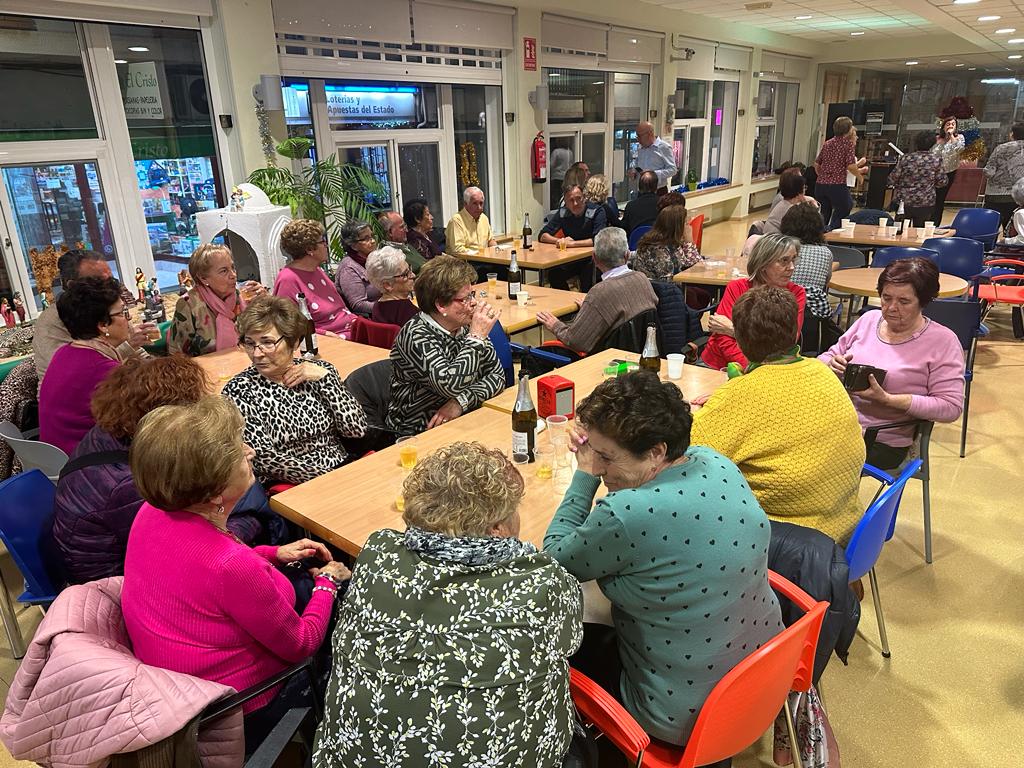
[123,61,165,120]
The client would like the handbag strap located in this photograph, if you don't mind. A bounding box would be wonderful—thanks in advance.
[57,449,130,482]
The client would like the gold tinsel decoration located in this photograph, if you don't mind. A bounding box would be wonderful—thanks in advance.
[960,139,987,165]
[458,142,479,188]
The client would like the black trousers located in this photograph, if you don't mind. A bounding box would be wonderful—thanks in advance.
[932,170,957,225]
[815,183,853,230]
[984,195,1017,229]
[865,439,910,470]
[905,206,933,229]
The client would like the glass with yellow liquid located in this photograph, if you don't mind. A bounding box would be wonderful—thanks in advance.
[486,272,498,296]
[535,446,554,480]
[396,436,418,471]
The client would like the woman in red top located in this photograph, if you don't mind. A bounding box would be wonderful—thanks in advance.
[813,116,868,230]
[701,234,806,370]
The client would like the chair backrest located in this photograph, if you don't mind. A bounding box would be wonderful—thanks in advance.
[488,322,515,387]
[921,236,985,281]
[593,310,655,355]
[690,214,705,251]
[351,317,401,350]
[827,244,868,270]
[845,459,923,582]
[628,225,652,250]
[0,469,63,602]
[871,246,938,268]
[343,360,392,428]
[922,298,982,353]
[850,209,893,225]
[951,207,1000,239]
[0,421,69,483]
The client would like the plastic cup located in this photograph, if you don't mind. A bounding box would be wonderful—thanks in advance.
[724,246,736,260]
[877,217,887,228]
[239,283,260,303]
[535,445,554,479]
[396,436,418,470]
[667,353,685,380]
[841,218,852,229]
[517,291,530,308]
[558,239,567,251]
[487,273,498,294]
[146,326,162,342]
[923,223,935,238]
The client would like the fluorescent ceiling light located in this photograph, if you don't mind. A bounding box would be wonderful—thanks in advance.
[906,60,919,65]
[114,58,127,64]
[981,77,1019,83]
[968,67,977,70]
[850,31,865,36]
[956,63,965,66]
[794,15,812,19]
[1010,55,1023,59]
[996,28,1016,34]
[953,0,982,4]
[978,15,1001,21]
[1008,38,1024,43]
[127,46,149,52]
[940,59,950,62]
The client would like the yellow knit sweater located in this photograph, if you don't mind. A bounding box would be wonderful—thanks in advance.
[691,357,866,544]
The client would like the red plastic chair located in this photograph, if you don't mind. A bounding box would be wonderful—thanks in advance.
[975,258,1024,338]
[690,214,705,252]
[351,317,401,350]
[569,571,827,768]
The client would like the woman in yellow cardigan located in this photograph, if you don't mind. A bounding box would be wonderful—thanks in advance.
[691,285,865,543]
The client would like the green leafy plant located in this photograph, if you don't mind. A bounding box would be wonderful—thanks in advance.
[248,137,388,261]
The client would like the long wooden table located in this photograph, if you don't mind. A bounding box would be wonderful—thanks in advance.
[197,335,389,391]
[828,267,968,298]
[825,224,956,248]
[482,347,727,414]
[473,282,584,334]
[458,242,594,286]
[673,260,748,288]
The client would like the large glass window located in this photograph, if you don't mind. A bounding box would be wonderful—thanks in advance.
[753,81,799,175]
[282,78,317,158]
[674,79,707,120]
[325,81,438,131]
[0,16,98,142]
[546,68,606,124]
[612,72,649,203]
[709,81,737,181]
[109,24,223,289]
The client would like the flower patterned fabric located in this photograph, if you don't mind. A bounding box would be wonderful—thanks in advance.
[313,528,583,768]
[168,289,241,357]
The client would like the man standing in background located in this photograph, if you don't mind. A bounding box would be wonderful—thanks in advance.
[633,122,677,193]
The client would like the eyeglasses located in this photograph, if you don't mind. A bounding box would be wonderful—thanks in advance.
[389,268,415,280]
[776,257,799,267]
[356,235,376,243]
[240,336,286,354]
[108,307,130,321]
[451,291,477,305]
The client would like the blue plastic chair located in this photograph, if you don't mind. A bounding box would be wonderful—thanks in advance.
[850,209,893,225]
[922,298,982,458]
[922,236,985,281]
[488,323,515,387]
[846,459,923,658]
[951,208,1000,249]
[871,246,938,268]
[627,225,652,250]
[0,469,63,607]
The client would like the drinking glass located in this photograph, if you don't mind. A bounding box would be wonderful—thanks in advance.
[535,445,554,480]
[545,414,569,468]
[487,272,498,295]
[558,239,567,251]
[239,282,260,303]
[666,353,685,380]
[517,291,530,307]
[396,436,418,470]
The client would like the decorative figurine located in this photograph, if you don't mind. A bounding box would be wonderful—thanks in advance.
[12,293,25,325]
[0,299,13,329]
[135,267,147,302]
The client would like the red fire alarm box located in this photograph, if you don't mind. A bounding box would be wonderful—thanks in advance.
[537,374,574,419]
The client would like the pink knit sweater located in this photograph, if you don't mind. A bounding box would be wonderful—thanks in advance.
[121,503,335,712]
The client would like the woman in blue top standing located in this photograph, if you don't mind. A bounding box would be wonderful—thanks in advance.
[544,371,782,758]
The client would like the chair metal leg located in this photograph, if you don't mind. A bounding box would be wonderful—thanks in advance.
[960,379,972,459]
[923,476,932,564]
[784,694,804,768]
[0,568,25,658]
[868,567,891,659]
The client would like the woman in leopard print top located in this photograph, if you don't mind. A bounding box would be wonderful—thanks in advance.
[222,296,366,485]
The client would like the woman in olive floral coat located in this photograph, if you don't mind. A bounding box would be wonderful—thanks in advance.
[313,442,583,768]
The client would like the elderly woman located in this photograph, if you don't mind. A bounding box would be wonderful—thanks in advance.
[632,204,702,280]
[888,132,947,228]
[544,371,783,749]
[40,277,129,455]
[403,197,442,262]
[386,256,505,436]
[701,234,806,370]
[273,218,359,338]
[169,243,266,356]
[53,356,281,584]
[121,396,350,752]
[692,287,865,543]
[366,245,418,327]
[334,220,380,316]
[820,257,964,469]
[314,441,582,767]
[221,296,366,485]
[932,116,965,225]
[779,202,834,320]
[584,173,620,228]
[763,167,816,235]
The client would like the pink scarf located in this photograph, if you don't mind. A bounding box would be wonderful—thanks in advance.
[196,283,240,352]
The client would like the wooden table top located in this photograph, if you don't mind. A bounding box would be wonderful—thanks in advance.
[459,242,594,270]
[270,406,573,554]
[196,335,389,391]
[673,260,747,287]
[474,282,584,334]
[829,268,969,298]
[482,347,727,415]
[824,224,956,248]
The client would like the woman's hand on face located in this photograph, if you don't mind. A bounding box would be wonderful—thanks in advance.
[427,399,463,429]
[568,424,597,476]
[313,561,352,583]
[282,361,328,388]
[276,538,331,566]
[708,314,735,337]
[827,352,852,378]
[853,374,892,406]
[469,301,500,338]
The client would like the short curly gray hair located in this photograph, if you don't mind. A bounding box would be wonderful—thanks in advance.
[365,245,409,291]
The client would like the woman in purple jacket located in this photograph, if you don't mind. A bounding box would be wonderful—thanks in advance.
[52,356,282,584]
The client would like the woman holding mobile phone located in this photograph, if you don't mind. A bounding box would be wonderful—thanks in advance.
[931,116,965,225]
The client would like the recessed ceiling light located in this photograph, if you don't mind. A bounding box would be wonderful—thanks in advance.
[969,66,977,70]
[940,59,950,62]
[114,59,127,64]
[906,60,919,65]
[978,15,1001,21]
[1009,38,1024,43]
[794,15,812,20]
[954,0,982,4]
[996,28,1016,34]
[956,63,966,66]
[127,46,149,52]
[850,31,865,36]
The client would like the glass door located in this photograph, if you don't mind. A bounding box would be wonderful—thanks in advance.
[547,133,577,211]
[395,141,443,224]
[338,144,394,211]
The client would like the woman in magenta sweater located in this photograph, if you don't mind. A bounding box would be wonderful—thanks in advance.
[701,234,806,371]
[820,257,964,469]
[39,277,128,455]
[121,396,351,752]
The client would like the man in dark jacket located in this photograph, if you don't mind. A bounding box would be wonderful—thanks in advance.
[540,184,607,291]
[621,171,660,235]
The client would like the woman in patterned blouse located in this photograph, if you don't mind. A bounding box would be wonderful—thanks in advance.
[779,202,835,320]
[386,255,506,435]
[889,132,947,227]
[314,441,583,768]
[631,204,703,280]
[221,296,366,485]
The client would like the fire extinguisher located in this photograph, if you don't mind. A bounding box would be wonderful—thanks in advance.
[531,132,547,183]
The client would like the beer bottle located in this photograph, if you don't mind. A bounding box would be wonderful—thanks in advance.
[508,250,521,301]
[295,292,319,358]
[511,372,537,462]
[522,213,533,250]
[639,324,661,374]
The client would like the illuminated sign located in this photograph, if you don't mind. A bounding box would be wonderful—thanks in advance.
[326,85,418,126]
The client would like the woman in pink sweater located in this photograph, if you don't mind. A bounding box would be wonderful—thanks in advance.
[820,257,964,469]
[121,396,351,753]
[39,277,128,455]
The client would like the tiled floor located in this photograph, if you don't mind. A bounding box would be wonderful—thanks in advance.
[1,208,1021,766]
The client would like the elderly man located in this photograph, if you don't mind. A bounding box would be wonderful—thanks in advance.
[540,183,608,291]
[32,249,155,387]
[377,211,425,273]
[536,227,657,355]
[633,122,677,193]
[445,186,496,256]
[621,170,660,234]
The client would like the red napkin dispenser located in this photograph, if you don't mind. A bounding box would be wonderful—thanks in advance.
[537,374,575,419]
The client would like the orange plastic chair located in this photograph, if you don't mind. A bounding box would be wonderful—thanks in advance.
[975,258,1024,338]
[569,570,827,768]
[690,214,705,252]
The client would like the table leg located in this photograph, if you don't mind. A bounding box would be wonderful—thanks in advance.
[538,268,546,287]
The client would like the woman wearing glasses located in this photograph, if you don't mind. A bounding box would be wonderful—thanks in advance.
[221,296,367,486]
[334,220,380,317]
[274,219,359,338]
[386,256,505,436]
[40,277,131,455]
[366,246,418,327]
